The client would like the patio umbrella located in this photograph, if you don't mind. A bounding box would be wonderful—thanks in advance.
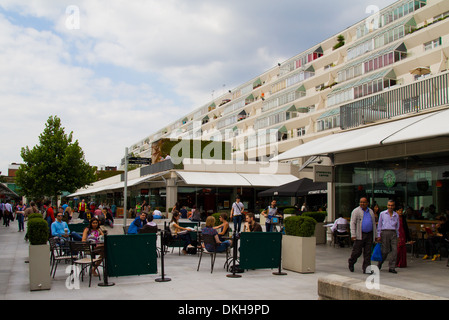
[258,178,327,197]
[409,66,431,76]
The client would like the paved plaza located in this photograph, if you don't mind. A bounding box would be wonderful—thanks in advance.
[1,217,449,301]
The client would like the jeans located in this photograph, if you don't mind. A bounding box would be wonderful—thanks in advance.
[233,215,243,233]
[17,213,24,231]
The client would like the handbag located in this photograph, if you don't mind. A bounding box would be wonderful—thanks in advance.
[371,243,382,262]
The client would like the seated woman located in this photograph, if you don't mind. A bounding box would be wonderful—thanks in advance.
[170,211,193,254]
[214,213,230,241]
[202,216,232,253]
[82,217,104,243]
[82,217,104,276]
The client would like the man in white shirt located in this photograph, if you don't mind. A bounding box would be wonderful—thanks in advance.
[3,201,13,227]
[230,196,244,233]
[331,214,349,247]
[152,207,163,219]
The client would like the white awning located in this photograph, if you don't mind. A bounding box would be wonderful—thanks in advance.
[68,173,164,197]
[176,171,251,187]
[271,109,449,162]
[239,173,299,187]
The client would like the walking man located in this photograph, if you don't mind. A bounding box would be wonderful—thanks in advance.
[348,197,377,274]
[377,199,399,274]
[230,196,244,233]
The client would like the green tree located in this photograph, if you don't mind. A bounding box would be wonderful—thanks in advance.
[16,115,97,201]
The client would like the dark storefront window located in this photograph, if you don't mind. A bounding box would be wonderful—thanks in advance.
[335,152,449,220]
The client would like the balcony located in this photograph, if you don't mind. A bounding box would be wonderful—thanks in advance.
[340,71,449,129]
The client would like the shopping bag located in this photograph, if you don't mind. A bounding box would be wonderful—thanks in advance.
[371,243,382,262]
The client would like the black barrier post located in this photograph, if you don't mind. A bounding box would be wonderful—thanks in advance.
[155,230,171,282]
[226,231,242,278]
[272,233,287,276]
[98,233,115,287]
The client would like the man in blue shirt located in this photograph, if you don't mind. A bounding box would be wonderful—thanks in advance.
[51,212,82,241]
[377,200,399,273]
[348,197,377,274]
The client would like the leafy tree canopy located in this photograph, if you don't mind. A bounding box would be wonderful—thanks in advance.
[16,115,97,200]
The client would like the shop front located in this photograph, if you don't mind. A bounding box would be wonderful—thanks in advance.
[335,151,449,219]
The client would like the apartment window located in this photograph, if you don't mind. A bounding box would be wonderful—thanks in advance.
[317,116,340,132]
[424,38,441,51]
[297,127,306,137]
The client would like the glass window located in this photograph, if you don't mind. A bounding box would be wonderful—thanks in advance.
[335,152,449,220]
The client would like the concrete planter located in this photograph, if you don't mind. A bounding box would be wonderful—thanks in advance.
[29,244,51,291]
[315,222,326,244]
[282,235,316,273]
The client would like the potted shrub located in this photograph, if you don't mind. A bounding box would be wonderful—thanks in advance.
[282,208,297,219]
[28,216,51,291]
[302,211,327,244]
[282,215,316,273]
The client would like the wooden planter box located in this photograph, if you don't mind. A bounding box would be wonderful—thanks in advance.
[282,235,316,273]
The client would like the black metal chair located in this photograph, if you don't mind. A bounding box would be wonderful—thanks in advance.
[69,241,103,287]
[49,237,72,278]
[197,233,230,273]
[334,224,351,247]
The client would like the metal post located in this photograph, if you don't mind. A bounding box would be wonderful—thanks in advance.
[155,230,171,282]
[98,233,115,287]
[226,231,242,278]
[123,147,129,229]
[272,233,287,276]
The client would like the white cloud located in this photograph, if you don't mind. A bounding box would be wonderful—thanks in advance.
[0,0,398,176]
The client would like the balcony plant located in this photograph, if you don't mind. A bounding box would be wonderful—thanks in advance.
[282,215,317,273]
[333,35,345,50]
[28,216,51,291]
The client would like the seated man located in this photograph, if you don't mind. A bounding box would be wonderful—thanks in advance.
[83,207,92,223]
[152,207,163,219]
[51,212,82,241]
[128,212,147,234]
[243,213,262,232]
[331,214,349,247]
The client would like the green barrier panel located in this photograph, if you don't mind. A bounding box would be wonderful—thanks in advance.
[239,232,282,270]
[68,223,88,233]
[106,234,158,277]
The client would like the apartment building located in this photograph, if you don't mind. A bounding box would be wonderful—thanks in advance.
[73,0,449,219]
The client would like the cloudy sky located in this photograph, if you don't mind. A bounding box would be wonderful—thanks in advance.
[0,0,396,175]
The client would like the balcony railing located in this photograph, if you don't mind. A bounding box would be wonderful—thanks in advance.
[340,71,449,129]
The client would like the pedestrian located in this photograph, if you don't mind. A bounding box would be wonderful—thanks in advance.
[348,197,377,274]
[24,201,39,219]
[230,196,244,233]
[261,199,279,232]
[3,200,13,227]
[377,200,400,274]
[396,206,412,268]
[78,199,86,220]
[15,201,27,232]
